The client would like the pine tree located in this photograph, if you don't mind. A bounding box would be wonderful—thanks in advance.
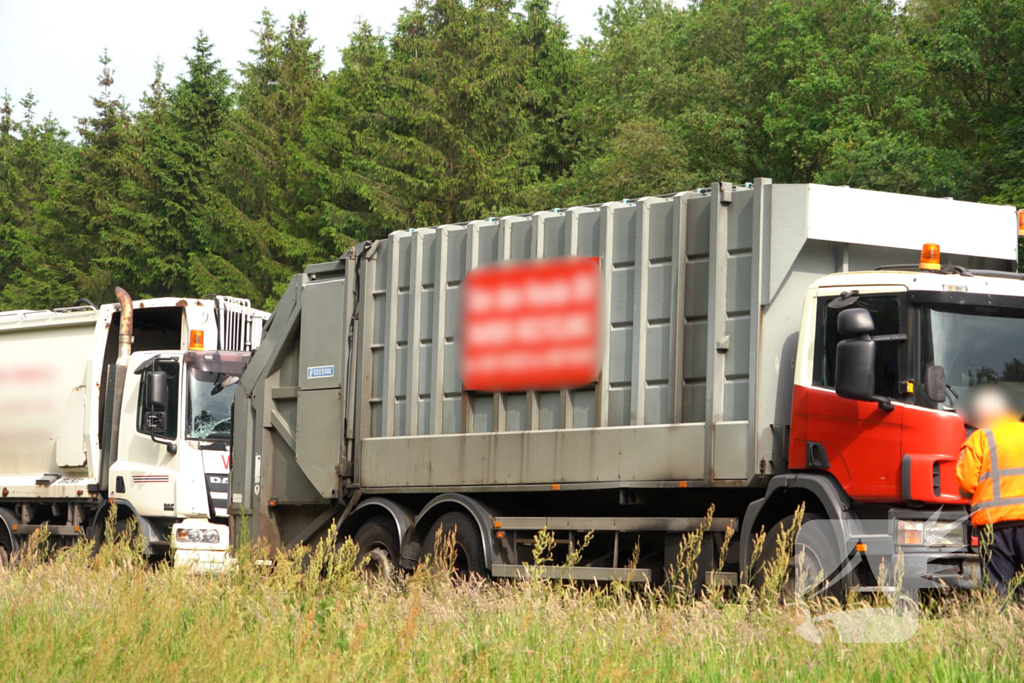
[520,0,578,180]
[340,0,542,233]
[303,22,389,241]
[42,50,136,302]
[0,91,81,307]
[102,59,185,298]
[218,13,332,304]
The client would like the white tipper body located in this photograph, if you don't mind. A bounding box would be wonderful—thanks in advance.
[0,297,267,569]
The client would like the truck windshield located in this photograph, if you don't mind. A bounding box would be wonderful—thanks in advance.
[923,305,1024,409]
[186,374,237,440]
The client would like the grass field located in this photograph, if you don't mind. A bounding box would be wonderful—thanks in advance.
[2,520,1023,683]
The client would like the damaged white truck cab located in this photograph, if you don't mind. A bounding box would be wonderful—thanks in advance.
[0,290,268,569]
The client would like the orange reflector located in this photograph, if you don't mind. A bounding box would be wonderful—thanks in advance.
[678,481,688,488]
[11,524,17,531]
[855,542,867,552]
[268,499,277,506]
[188,329,205,350]
[900,528,923,545]
[493,521,502,529]
[919,243,941,271]
[496,531,505,539]
[551,484,560,491]
[1018,210,1024,237]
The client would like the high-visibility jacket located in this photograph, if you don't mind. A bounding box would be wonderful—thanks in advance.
[957,419,1024,527]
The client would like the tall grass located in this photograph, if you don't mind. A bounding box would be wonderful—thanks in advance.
[2,520,1023,683]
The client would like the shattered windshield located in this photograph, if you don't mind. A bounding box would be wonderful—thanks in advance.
[187,373,238,440]
[923,305,1024,410]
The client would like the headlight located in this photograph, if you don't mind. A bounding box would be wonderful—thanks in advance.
[176,528,220,544]
[897,519,964,546]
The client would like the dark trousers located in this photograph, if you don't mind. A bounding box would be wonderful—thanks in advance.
[985,525,1024,595]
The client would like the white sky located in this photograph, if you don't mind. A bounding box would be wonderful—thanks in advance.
[0,0,611,134]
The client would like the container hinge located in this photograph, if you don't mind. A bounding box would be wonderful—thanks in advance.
[337,461,353,478]
[716,335,730,353]
[719,182,733,205]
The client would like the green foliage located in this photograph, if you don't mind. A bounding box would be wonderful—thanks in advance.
[2,0,1024,310]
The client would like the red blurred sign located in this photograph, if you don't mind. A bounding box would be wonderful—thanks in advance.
[461,257,602,392]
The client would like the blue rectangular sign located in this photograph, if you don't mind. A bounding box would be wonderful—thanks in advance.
[307,365,335,380]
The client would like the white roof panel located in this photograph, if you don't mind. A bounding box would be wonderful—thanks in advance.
[804,184,1017,261]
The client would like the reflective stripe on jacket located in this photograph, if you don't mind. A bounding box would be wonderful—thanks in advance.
[956,420,1024,526]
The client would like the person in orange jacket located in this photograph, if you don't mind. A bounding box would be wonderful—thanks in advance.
[957,386,1024,594]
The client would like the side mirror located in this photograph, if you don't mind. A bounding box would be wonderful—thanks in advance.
[141,412,177,454]
[837,308,875,337]
[142,370,177,453]
[146,371,168,411]
[924,365,947,404]
[835,337,877,402]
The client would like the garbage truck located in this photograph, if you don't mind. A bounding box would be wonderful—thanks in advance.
[0,291,268,569]
[229,179,1023,591]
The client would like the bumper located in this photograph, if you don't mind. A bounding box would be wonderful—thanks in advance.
[901,551,981,590]
[172,520,232,573]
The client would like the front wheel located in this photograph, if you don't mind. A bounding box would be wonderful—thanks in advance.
[753,513,845,601]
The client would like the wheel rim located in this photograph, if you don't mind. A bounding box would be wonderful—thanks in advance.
[791,541,829,597]
[363,546,393,578]
[452,542,471,578]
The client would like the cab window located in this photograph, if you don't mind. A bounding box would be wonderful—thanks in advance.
[813,295,902,398]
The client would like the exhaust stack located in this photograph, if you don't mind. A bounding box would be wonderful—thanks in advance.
[114,286,133,365]
[105,287,134,471]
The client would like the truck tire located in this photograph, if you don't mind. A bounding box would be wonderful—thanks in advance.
[752,513,844,600]
[353,516,400,578]
[425,511,485,578]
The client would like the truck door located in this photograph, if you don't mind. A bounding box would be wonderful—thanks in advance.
[110,353,182,519]
[791,291,908,502]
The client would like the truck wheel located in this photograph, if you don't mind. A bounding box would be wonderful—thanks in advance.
[753,513,844,600]
[0,523,15,568]
[425,511,485,578]
[353,516,400,578]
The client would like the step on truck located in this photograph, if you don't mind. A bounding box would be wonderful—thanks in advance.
[0,291,268,569]
[230,180,1022,592]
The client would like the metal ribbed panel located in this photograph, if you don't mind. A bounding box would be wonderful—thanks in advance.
[362,185,760,473]
[214,296,268,351]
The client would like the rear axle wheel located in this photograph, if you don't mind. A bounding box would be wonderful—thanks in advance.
[353,516,400,578]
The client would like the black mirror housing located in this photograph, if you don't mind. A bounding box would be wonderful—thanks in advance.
[924,365,947,404]
[146,371,168,411]
[837,308,875,337]
[835,338,876,402]
[143,410,167,434]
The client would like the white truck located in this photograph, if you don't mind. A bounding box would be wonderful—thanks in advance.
[0,289,268,569]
